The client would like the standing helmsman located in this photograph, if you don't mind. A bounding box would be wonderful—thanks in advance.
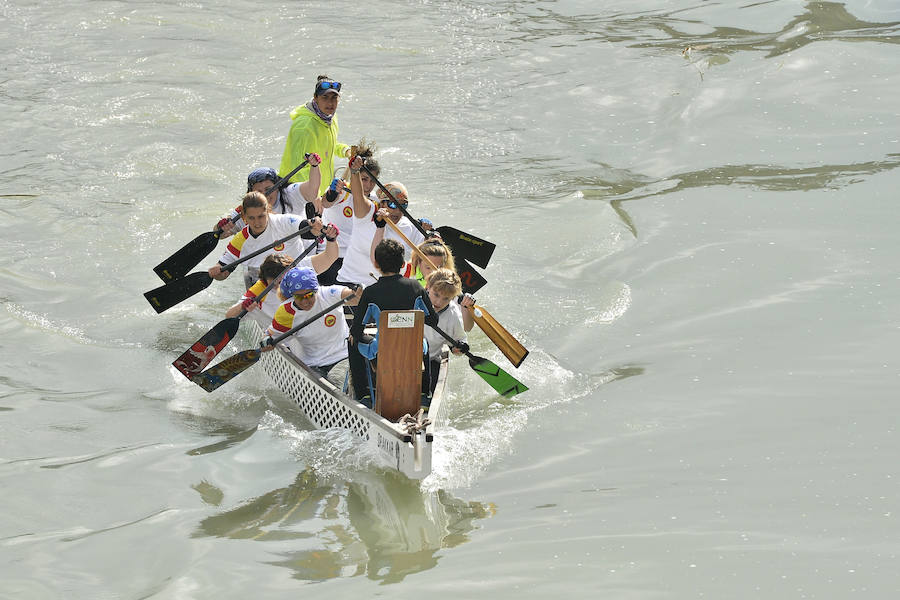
[278,75,350,195]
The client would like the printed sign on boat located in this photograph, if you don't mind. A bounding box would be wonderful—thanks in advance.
[387,312,415,328]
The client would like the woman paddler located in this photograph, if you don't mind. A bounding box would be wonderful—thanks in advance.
[207,191,328,288]
[265,266,361,378]
[217,156,323,237]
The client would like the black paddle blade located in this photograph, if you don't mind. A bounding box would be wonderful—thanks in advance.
[456,257,487,294]
[468,355,528,397]
[437,226,495,269]
[153,230,221,283]
[144,271,214,314]
[172,317,241,380]
[191,349,262,392]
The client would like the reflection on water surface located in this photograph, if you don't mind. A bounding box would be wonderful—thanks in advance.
[195,468,494,583]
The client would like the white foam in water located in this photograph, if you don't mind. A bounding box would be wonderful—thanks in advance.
[6,303,90,345]
[160,362,269,423]
[423,345,603,491]
[257,410,386,480]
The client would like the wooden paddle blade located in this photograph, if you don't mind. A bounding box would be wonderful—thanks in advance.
[172,317,241,380]
[144,271,213,314]
[437,226,496,269]
[153,230,221,283]
[468,355,528,397]
[470,305,529,368]
[456,257,487,294]
[191,349,262,392]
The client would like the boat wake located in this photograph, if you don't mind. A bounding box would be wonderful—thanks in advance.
[258,410,385,480]
[424,344,608,491]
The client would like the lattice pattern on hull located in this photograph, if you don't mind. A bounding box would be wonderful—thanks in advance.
[243,312,442,479]
[247,318,372,439]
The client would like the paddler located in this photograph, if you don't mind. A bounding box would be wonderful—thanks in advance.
[336,155,426,286]
[223,221,340,320]
[206,191,327,288]
[347,239,436,404]
[217,157,323,237]
[317,154,381,285]
[265,267,361,379]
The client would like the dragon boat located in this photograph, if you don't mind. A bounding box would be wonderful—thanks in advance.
[244,309,450,480]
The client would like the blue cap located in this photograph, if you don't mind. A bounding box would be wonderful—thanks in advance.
[280,267,319,297]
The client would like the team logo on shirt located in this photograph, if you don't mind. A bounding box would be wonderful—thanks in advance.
[324,315,337,327]
[343,206,352,218]
[274,243,285,251]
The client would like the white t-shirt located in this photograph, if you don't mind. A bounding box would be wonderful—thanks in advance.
[424,301,467,361]
[282,184,325,255]
[336,202,379,287]
[218,213,312,277]
[268,285,349,367]
[228,183,309,230]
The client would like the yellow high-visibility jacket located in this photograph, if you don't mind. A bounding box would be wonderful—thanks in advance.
[278,104,349,196]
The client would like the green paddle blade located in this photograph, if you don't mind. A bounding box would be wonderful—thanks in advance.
[191,349,262,392]
[172,317,241,380]
[468,355,528,397]
[436,226,496,269]
[153,230,221,283]
[144,271,214,314]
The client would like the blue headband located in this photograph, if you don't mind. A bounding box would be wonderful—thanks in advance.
[247,167,279,191]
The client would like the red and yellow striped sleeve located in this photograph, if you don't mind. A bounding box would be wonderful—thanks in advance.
[242,279,266,302]
[269,301,296,335]
[221,227,249,266]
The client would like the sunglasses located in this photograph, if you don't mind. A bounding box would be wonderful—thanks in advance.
[316,81,342,93]
[295,290,316,300]
[383,200,408,210]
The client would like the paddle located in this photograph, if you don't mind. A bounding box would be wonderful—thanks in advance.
[455,256,487,295]
[171,238,319,379]
[433,226,495,270]
[144,224,312,314]
[434,321,526,397]
[191,296,352,392]
[379,214,528,368]
[415,298,526,397]
[152,156,313,283]
[360,164,497,268]
[468,303,528,368]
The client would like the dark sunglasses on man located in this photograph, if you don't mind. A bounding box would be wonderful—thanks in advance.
[383,199,408,210]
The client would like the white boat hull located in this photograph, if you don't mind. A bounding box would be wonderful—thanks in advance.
[246,313,449,479]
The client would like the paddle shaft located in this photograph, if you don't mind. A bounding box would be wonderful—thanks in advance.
[234,236,319,318]
[211,157,310,237]
[219,156,312,233]
[219,224,312,275]
[427,319,471,358]
[267,296,352,346]
[379,215,441,274]
[380,214,527,367]
[266,156,310,196]
[361,165,430,239]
